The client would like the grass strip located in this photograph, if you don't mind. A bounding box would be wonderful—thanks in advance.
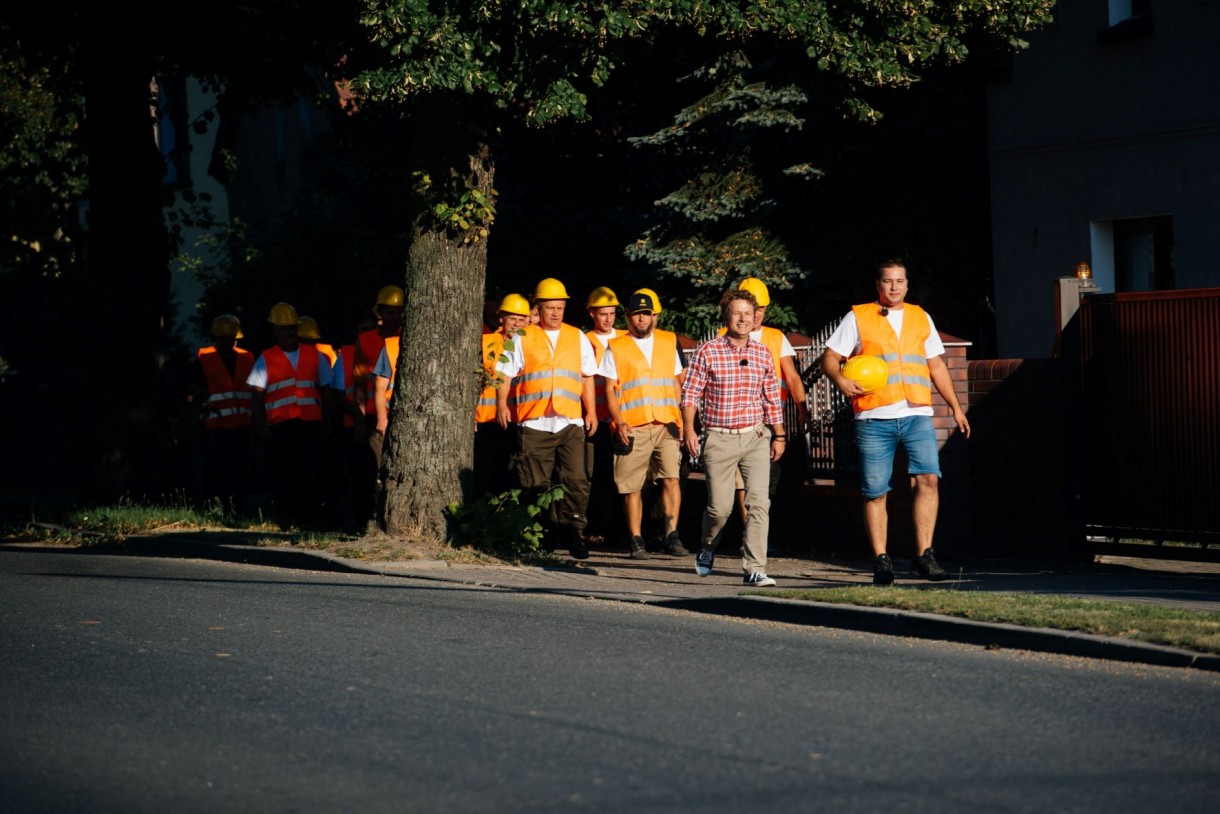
[754,586,1220,655]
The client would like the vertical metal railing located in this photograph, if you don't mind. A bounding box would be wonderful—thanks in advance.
[1077,287,1220,545]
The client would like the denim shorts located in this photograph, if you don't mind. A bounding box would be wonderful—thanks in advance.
[856,415,942,499]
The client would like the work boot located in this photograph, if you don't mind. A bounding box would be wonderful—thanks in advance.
[873,553,894,586]
[912,547,949,581]
[663,531,688,556]
[628,536,650,559]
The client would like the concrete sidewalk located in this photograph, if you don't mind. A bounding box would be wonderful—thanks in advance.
[106,533,1220,672]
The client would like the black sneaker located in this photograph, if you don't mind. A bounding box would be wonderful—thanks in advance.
[663,531,688,556]
[912,548,948,581]
[628,535,650,560]
[743,572,776,587]
[873,553,894,586]
[568,538,590,560]
[695,547,715,577]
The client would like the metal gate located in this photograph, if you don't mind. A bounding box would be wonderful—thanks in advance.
[1075,287,1220,556]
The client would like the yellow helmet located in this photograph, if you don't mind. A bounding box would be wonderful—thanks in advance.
[842,355,888,393]
[635,287,663,314]
[375,285,406,308]
[586,286,620,309]
[210,314,243,340]
[738,277,771,307]
[533,277,569,301]
[297,316,321,341]
[267,302,300,327]
[497,293,531,317]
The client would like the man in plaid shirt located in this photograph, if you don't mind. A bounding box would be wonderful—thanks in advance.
[681,289,788,586]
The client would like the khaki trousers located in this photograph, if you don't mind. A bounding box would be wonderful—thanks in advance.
[700,425,771,573]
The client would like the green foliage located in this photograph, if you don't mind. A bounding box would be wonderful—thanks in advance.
[446,486,564,562]
[0,48,87,278]
[479,326,525,391]
[415,170,497,243]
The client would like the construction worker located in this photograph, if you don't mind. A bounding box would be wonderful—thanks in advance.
[474,293,530,496]
[722,277,810,553]
[298,316,337,365]
[246,302,333,529]
[331,311,378,531]
[298,315,343,526]
[495,277,599,559]
[584,286,625,544]
[353,285,405,514]
[601,291,688,559]
[192,314,254,512]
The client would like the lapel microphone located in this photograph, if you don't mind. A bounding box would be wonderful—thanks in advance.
[880,307,889,316]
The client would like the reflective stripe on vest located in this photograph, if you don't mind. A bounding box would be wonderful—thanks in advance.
[587,329,623,422]
[476,331,506,424]
[263,345,323,425]
[198,346,254,430]
[851,303,932,413]
[511,324,584,421]
[607,330,682,428]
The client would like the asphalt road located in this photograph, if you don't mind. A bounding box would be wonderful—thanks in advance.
[2,549,1217,813]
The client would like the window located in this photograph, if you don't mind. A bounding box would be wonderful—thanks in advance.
[1114,216,1174,292]
[1108,0,1151,26]
[1090,216,1175,293]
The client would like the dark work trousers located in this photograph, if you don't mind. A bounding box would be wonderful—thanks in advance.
[345,416,380,531]
[473,421,514,498]
[584,421,620,543]
[268,418,325,529]
[203,426,251,515]
[515,424,590,543]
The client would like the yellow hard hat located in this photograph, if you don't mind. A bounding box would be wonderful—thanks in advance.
[376,285,406,308]
[533,277,569,301]
[586,286,620,309]
[842,355,888,393]
[635,287,663,314]
[210,314,243,340]
[738,277,771,307]
[497,293,531,317]
[267,302,300,327]
[297,316,321,341]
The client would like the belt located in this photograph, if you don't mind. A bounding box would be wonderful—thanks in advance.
[706,425,761,435]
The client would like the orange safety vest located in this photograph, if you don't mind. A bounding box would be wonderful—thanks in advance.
[198,346,254,430]
[338,345,356,428]
[607,330,682,428]
[262,344,323,425]
[314,342,337,365]
[510,324,584,421]
[586,329,623,422]
[476,330,507,424]
[851,303,933,413]
[355,329,399,415]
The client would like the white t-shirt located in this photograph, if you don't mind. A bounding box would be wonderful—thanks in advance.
[497,326,599,432]
[754,328,795,358]
[598,335,684,381]
[825,307,945,420]
[247,347,334,391]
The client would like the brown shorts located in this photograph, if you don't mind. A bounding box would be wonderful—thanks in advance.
[613,423,681,494]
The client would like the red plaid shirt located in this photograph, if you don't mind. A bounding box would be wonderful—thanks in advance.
[680,335,784,429]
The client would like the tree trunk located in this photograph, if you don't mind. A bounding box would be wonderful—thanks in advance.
[380,146,493,541]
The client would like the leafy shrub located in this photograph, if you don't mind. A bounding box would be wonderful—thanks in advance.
[446,486,565,562]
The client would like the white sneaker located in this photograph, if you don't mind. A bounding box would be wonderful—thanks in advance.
[743,572,776,587]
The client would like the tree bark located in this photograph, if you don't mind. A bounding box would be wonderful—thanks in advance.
[380,146,493,541]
